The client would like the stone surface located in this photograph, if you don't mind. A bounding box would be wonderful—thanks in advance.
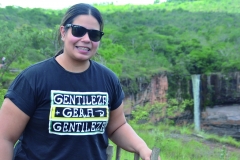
[123,72,240,140]
[201,105,240,140]
[201,72,240,105]
[123,74,168,115]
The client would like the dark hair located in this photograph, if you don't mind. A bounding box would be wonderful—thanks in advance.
[56,3,104,56]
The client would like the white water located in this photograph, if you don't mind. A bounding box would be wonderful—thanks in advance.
[191,74,201,132]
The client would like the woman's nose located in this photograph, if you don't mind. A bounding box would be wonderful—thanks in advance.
[80,32,91,42]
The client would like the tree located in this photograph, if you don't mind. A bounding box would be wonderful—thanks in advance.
[0,24,36,86]
[95,38,126,77]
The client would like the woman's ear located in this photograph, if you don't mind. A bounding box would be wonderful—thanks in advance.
[60,26,65,41]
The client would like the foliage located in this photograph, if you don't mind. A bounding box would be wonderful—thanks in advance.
[203,133,240,148]
[110,123,240,160]
[167,98,193,117]
[0,24,32,84]
[220,145,228,160]
[1,2,240,159]
[131,104,151,124]
[95,38,126,77]
[130,98,193,124]
[1,0,240,97]
[0,89,7,108]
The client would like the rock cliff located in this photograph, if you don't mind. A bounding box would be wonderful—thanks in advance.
[123,74,168,115]
[123,72,240,140]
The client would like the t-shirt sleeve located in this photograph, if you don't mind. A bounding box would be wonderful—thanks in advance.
[110,77,125,111]
[4,73,36,117]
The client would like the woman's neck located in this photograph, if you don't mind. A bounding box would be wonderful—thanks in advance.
[55,53,90,73]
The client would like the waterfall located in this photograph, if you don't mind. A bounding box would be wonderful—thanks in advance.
[191,74,201,132]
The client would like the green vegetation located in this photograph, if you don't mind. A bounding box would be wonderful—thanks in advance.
[0,89,7,107]
[0,1,240,158]
[109,122,240,160]
[0,0,240,98]
[131,100,193,124]
[110,101,240,160]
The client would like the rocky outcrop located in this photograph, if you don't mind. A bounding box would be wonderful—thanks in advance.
[123,72,240,140]
[201,105,240,140]
[201,72,240,106]
[123,74,168,115]
[200,72,240,139]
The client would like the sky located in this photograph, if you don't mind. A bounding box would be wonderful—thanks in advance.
[0,0,156,10]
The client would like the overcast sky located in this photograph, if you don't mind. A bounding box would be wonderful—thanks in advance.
[0,0,156,10]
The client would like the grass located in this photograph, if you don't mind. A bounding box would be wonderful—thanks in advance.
[204,133,240,148]
[109,122,240,160]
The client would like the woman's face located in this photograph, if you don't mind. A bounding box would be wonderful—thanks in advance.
[60,15,101,62]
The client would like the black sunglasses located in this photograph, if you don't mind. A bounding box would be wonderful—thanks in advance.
[65,24,104,42]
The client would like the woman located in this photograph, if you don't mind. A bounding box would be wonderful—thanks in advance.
[0,3,159,160]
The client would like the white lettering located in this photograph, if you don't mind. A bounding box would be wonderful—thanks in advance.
[91,122,96,131]
[103,96,107,105]
[81,123,85,132]
[53,122,62,131]
[50,121,107,134]
[73,108,78,117]
[85,122,90,132]
[96,122,101,131]
[70,95,76,105]
[87,108,94,117]
[81,96,85,105]
[53,93,109,106]
[54,94,63,104]
[79,108,86,118]
[76,95,81,105]
[97,95,102,105]
[91,96,97,105]
[96,110,104,117]
[69,122,75,132]
[63,122,69,132]
[62,108,72,117]
[76,122,81,132]
[86,96,91,105]
[63,95,70,104]
[100,122,106,131]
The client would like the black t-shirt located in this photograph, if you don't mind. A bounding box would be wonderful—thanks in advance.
[5,57,124,160]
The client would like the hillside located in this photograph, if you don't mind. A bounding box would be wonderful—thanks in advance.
[0,0,239,96]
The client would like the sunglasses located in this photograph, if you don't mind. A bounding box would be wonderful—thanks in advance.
[65,24,104,42]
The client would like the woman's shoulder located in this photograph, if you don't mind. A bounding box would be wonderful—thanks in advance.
[20,57,55,76]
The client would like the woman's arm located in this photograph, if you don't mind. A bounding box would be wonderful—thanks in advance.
[107,103,156,160]
[0,98,30,160]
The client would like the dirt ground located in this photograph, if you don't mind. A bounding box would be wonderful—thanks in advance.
[168,133,240,154]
